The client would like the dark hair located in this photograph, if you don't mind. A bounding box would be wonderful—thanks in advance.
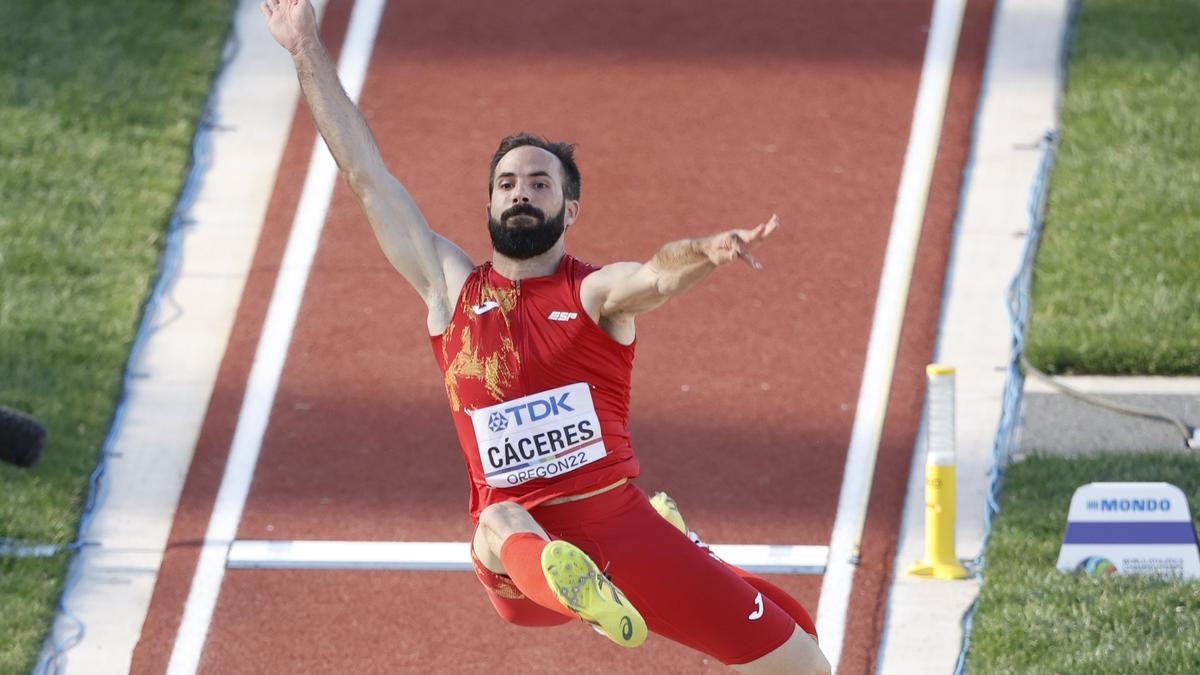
[488,132,581,201]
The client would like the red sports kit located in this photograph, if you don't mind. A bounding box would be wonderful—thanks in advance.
[432,256,814,664]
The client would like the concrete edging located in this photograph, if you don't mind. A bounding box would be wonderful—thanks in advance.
[41,2,313,671]
[877,0,1074,673]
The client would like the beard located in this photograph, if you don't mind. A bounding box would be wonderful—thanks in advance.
[488,202,566,260]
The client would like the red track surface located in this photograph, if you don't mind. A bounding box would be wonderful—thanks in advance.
[133,0,993,672]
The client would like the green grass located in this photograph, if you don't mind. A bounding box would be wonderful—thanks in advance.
[967,452,1200,674]
[0,555,69,670]
[0,1,231,671]
[1025,0,1200,375]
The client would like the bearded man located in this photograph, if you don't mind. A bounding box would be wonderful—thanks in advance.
[263,1,829,672]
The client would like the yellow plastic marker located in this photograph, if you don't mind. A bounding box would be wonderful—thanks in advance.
[908,364,969,579]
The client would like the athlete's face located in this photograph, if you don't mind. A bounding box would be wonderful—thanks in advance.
[487,146,579,259]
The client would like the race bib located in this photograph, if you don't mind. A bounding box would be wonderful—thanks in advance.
[471,382,606,488]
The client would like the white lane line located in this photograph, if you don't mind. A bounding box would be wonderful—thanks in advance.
[814,0,969,670]
[226,540,831,574]
[164,2,387,673]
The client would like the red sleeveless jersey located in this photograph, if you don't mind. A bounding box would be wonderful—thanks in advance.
[430,255,640,522]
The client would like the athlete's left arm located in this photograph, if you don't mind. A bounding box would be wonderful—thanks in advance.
[582,214,779,324]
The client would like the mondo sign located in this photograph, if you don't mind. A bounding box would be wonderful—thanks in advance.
[1057,482,1200,579]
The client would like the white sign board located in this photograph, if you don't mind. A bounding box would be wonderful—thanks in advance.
[1057,482,1200,579]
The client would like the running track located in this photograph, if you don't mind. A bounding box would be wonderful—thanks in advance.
[132,0,993,672]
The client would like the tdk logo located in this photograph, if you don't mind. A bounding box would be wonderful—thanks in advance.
[1085,498,1171,512]
[504,393,574,426]
[487,412,508,433]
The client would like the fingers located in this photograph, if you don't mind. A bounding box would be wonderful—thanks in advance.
[732,215,779,247]
[764,213,780,237]
[706,215,779,269]
[261,0,284,18]
[746,214,780,243]
[721,233,762,270]
[734,236,763,270]
[726,214,779,269]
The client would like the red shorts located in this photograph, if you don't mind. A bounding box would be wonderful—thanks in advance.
[470,482,804,665]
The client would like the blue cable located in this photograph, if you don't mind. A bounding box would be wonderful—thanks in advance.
[951,0,1083,668]
[950,130,1058,675]
[33,8,241,672]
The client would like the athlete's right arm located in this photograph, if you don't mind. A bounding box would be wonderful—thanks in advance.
[261,0,472,334]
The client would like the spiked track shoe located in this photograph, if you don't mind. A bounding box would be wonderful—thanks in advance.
[649,491,689,535]
[540,540,647,648]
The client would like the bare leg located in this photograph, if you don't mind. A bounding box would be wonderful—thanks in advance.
[732,624,831,675]
[471,501,550,575]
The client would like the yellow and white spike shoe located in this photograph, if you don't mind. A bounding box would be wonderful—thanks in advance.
[649,491,688,535]
[541,540,647,648]
[651,491,712,551]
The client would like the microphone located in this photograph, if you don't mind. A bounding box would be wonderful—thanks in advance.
[0,405,46,468]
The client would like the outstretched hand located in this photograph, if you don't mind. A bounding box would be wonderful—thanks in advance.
[260,0,319,55]
[701,214,780,270]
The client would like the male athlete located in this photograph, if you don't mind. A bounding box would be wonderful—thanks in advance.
[263,1,829,672]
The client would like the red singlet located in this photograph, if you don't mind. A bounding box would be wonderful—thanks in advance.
[430,255,640,522]
[436,255,817,664]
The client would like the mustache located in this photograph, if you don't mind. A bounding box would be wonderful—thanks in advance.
[501,203,545,221]
[488,201,566,260]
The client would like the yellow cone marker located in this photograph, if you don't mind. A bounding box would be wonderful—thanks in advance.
[907,364,968,579]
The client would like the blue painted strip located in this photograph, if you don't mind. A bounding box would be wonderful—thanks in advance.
[1063,521,1199,545]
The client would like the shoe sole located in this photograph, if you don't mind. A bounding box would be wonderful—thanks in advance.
[540,540,647,648]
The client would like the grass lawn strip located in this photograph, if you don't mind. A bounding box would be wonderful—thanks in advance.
[0,1,231,671]
[967,452,1200,674]
[1026,0,1200,375]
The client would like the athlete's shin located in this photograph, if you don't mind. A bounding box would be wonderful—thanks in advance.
[498,532,578,619]
[472,545,573,627]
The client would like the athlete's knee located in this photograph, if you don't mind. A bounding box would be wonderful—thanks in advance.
[732,625,830,675]
[788,630,830,675]
[472,524,505,575]
[478,501,547,546]
[479,500,522,523]
[804,633,832,675]
[478,500,530,532]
